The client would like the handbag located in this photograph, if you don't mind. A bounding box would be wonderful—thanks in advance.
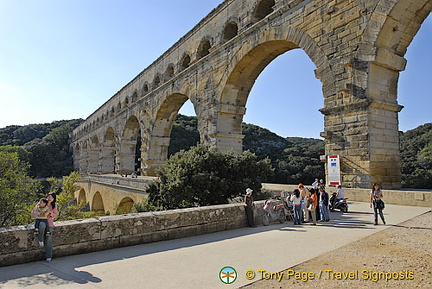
[308,203,315,211]
[378,200,385,210]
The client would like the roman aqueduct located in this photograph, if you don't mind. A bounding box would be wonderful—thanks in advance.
[71,0,431,212]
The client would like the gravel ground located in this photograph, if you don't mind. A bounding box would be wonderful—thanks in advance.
[241,210,432,289]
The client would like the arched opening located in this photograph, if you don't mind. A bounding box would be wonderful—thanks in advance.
[153,75,161,88]
[197,39,211,58]
[79,140,88,174]
[180,53,191,71]
[116,197,134,214]
[131,91,138,103]
[165,64,175,81]
[397,13,431,188]
[88,135,99,173]
[253,0,275,22]
[219,38,326,184]
[363,0,431,188]
[77,188,87,205]
[145,93,195,175]
[91,192,105,212]
[119,116,141,175]
[245,49,324,184]
[222,21,238,43]
[398,14,431,132]
[143,83,149,94]
[101,127,116,174]
[172,99,200,156]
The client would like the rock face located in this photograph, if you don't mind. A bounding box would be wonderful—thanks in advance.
[71,0,432,189]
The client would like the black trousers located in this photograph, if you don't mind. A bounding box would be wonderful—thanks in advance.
[245,206,255,227]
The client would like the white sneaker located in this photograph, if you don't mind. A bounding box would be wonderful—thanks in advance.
[46,258,52,262]
[38,241,44,247]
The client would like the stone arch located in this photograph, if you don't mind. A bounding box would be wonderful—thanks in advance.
[222,21,238,43]
[197,38,212,59]
[79,140,89,174]
[117,197,135,214]
[131,91,138,103]
[119,115,141,175]
[216,28,332,152]
[77,188,87,205]
[101,127,116,174]
[153,74,161,88]
[253,0,275,22]
[88,135,99,173]
[351,0,431,188]
[145,93,192,175]
[91,192,105,212]
[142,83,149,94]
[165,64,175,81]
[180,53,191,71]
[73,143,80,171]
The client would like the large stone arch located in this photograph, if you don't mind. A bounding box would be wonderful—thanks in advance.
[101,127,116,174]
[215,26,333,153]
[88,135,99,174]
[144,93,192,175]
[119,115,141,175]
[79,140,89,174]
[322,0,432,188]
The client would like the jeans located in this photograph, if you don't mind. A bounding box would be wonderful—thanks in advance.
[38,222,54,259]
[319,203,330,221]
[373,201,385,224]
[293,205,302,225]
[35,219,48,243]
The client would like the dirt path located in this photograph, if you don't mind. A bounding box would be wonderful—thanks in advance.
[242,210,432,289]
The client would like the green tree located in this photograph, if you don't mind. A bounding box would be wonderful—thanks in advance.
[0,151,40,227]
[25,123,76,178]
[400,123,432,188]
[148,144,274,209]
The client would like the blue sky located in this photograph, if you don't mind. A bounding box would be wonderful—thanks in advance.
[0,1,430,139]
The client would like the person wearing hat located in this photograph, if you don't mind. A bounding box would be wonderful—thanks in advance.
[244,188,257,227]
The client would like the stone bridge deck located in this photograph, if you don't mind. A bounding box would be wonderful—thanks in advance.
[0,202,429,289]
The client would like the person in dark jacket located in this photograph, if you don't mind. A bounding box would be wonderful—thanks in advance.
[244,188,257,227]
[319,186,330,222]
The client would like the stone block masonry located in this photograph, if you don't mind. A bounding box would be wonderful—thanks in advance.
[0,202,266,267]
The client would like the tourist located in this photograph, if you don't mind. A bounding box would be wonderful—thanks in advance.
[319,187,330,222]
[31,198,50,247]
[244,188,256,227]
[332,185,345,209]
[290,189,302,225]
[370,183,385,225]
[312,178,319,189]
[299,184,310,223]
[44,192,59,262]
[308,188,318,225]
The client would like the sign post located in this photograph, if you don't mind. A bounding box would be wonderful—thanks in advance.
[327,155,341,186]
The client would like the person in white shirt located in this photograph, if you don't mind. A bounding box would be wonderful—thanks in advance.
[290,189,302,225]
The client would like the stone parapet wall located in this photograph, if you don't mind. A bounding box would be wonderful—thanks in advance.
[0,202,266,267]
[262,183,431,207]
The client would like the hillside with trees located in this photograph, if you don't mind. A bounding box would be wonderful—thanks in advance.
[0,119,83,178]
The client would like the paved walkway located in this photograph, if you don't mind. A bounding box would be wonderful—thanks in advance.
[0,202,429,289]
